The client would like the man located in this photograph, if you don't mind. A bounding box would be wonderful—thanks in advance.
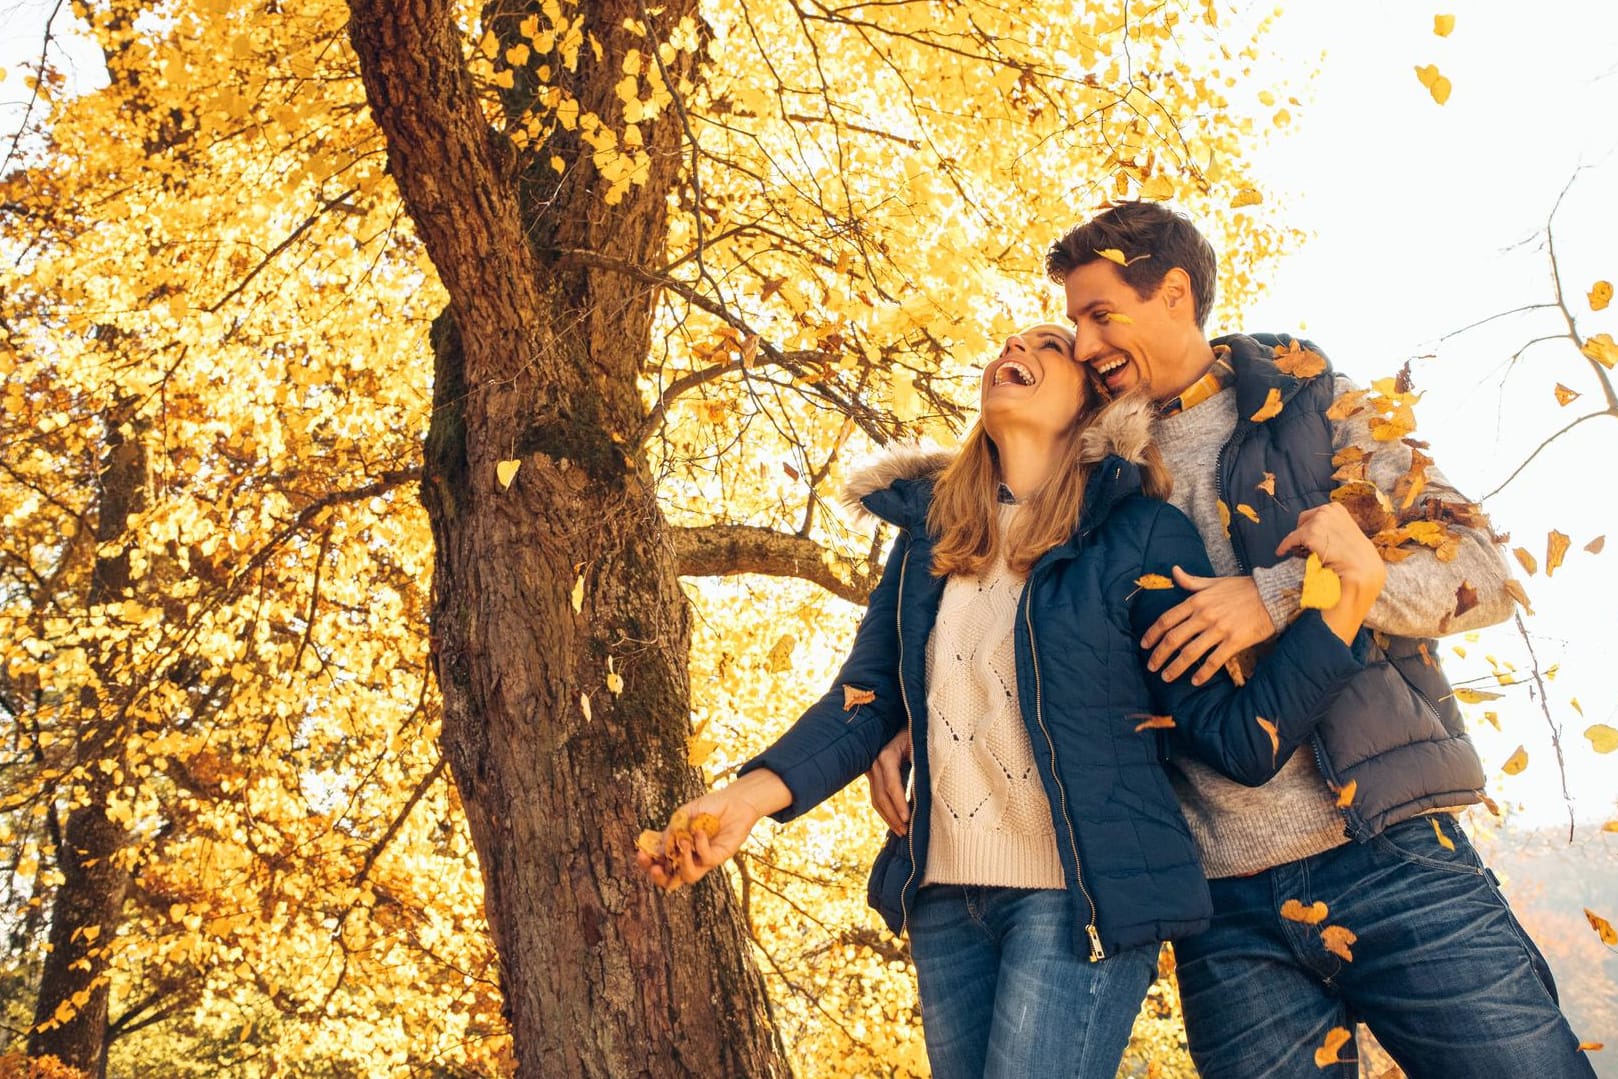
[865,202,1595,1077]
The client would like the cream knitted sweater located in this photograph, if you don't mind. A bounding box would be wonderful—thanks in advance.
[921,504,1066,889]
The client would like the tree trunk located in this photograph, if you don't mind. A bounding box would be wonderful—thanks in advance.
[28,414,145,1079]
[347,1,791,1075]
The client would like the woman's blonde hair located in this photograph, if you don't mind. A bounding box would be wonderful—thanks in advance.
[928,393,1172,577]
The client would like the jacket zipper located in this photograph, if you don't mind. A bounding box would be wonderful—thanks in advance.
[1024,585,1106,962]
[895,544,921,937]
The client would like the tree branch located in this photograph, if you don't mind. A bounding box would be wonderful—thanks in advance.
[672,524,876,605]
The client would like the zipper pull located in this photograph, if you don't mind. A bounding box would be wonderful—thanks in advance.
[1087,925,1106,962]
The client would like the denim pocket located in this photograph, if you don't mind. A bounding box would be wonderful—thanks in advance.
[1369,815,1484,877]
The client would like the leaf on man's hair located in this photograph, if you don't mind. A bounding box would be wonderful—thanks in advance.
[1095,248,1150,267]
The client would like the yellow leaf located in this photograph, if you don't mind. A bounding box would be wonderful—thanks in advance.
[1585,725,1618,754]
[1578,1041,1605,1052]
[491,68,515,90]
[1236,503,1260,524]
[1433,13,1456,35]
[497,459,521,488]
[1321,924,1357,962]
[1256,716,1279,765]
[1135,574,1175,590]
[1582,333,1618,368]
[1480,710,1500,731]
[1250,387,1283,422]
[1513,547,1538,576]
[1335,779,1357,808]
[1546,530,1571,577]
[1453,687,1503,704]
[1429,74,1452,105]
[1140,176,1175,201]
[687,735,717,767]
[1230,188,1263,209]
[1604,821,1618,834]
[1504,578,1534,614]
[1256,473,1277,497]
[1590,280,1613,311]
[1586,908,1618,946]
[571,574,585,613]
[606,657,624,696]
[1132,714,1176,732]
[1572,697,1583,716]
[1300,552,1342,610]
[1554,383,1580,406]
[1502,745,1528,775]
[505,43,531,66]
[1095,248,1150,267]
[1414,63,1440,89]
[1281,899,1329,924]
[1430,817,1455,850]
[580,692,592,721]
[1314,1027,1353,1068]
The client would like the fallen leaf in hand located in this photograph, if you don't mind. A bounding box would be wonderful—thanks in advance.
[1300,553,1342,610]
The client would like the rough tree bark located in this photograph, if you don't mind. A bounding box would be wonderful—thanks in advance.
[346,0,791,1075]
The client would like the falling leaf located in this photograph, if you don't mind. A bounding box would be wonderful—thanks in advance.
[1321,925,1357,962]
[1587,725,1618,754]
[766,634,796,673]
[1281,899,1329,924]
[1591,280,1614,311]
[1504,548,1528,578]
[1502,745,1529,775]
[1572,697,1584,716]
[1300,553,1342,610]
[1479,793,1503,817]
[1586,909,1618,946]
[1335,779,1357,808]
[1236,503,1260,524]
[1583,334,1618,369]
[1414,63,1440,88]
[1272,343,1328,378]
[1433,13,1455,35]
[1230,188,1263,208]
[1454,687,1504,704]
[1135,573,1175,590]
[1503,579,1534,614]
[1133,714,1176,732]
[1314,1027,1354,1068]
[606,657,624,695]
[1578,1042,1605,1052]
[843,684,876,711]
[1586,535,1606,554]
[1250,387,1284,422]
[1256,473,1277,497]
[1429,74,1452,105]
[1546,530,1571,577]
[1480,710,1500,731]
[1554,383,1581,407]
[496,459,521,488]
[1430,817,1456,850]
[687,735,718,767]
[580,692,592,721]
[1604,821,1618,834]
[1256,716,1279,765]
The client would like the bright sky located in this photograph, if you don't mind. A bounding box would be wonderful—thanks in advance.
[3,0,1613,827]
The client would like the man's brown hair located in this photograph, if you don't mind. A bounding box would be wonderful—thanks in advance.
[1045,202,1219,329]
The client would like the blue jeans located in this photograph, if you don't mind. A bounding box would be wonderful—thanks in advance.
[908,885,1157,1079]
[1176,817,1596,1079]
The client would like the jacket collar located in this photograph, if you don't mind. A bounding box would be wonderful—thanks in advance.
[1210,332,1335,426]
[841,395,1157,535]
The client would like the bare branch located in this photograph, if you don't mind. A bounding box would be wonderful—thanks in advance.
[1514,612,1575,843]
[672,523,876,605]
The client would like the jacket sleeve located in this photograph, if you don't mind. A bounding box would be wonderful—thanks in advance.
[1252,373,1514,637]
[737,530,911,821]
[1131,505,1369,787]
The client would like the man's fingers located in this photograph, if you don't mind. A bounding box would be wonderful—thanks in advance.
[1159,631,1219,683]
[1147,612,1207,671]
[1141,596,1196,650]
[1191,641,1240,687]
[1171,565,1213,591]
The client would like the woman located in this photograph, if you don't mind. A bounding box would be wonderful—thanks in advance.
[638,324,1385,1078]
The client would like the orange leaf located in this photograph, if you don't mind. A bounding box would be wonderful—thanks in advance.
[1256,716,1279,765]
[1591,280,1613,312]
[1250,387,1283,422]
[1554,383,1581,407]
[1335,779,1358,808]
[843,685,876,711]
[1546,530,1571,577]
[1430,817,1455,850]
[1578,1041,1605,1052]
[1327,389,1369,420]
[1314,1026,1354,1067]
[1281,899,1329,924]
[1135,574,1175,590]
[1230,188,1263,209]
[1585,908,1618,946]
[1217,499,1232,537]
[1586,535,1605,555]
[1503,578,1534,615]
[1321,924,1357,962]
[1273,343,1328,378]
[1236,503,1260,524]
[1256,472,1276,497]
[1133,714,1176,732]
[1502,745,1529,775]
[1513,547,1538,576]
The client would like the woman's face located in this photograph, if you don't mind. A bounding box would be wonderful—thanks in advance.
[980,322,1088,441]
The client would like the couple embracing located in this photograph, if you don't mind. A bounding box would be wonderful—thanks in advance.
[640,203,1594,1079]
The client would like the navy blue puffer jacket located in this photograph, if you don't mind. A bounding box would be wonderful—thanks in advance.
[740,399,1368,961]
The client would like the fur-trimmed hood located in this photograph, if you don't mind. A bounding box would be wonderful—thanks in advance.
[840,394,1157,528]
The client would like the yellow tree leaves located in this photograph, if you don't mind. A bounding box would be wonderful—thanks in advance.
[1095,248,1150,267]
[1433,14,1456,36]
[1585,724,1618,754]
[1583,334,1618,368]
[1415,64,1452,105]
[497,459,522,488]
[1299,553,1342,610]
[1502,745,1530,775]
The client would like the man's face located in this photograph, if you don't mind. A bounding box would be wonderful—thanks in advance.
[1062,260,1203,401]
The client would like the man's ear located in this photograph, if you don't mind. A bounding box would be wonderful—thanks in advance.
[1157,267,1194,321]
